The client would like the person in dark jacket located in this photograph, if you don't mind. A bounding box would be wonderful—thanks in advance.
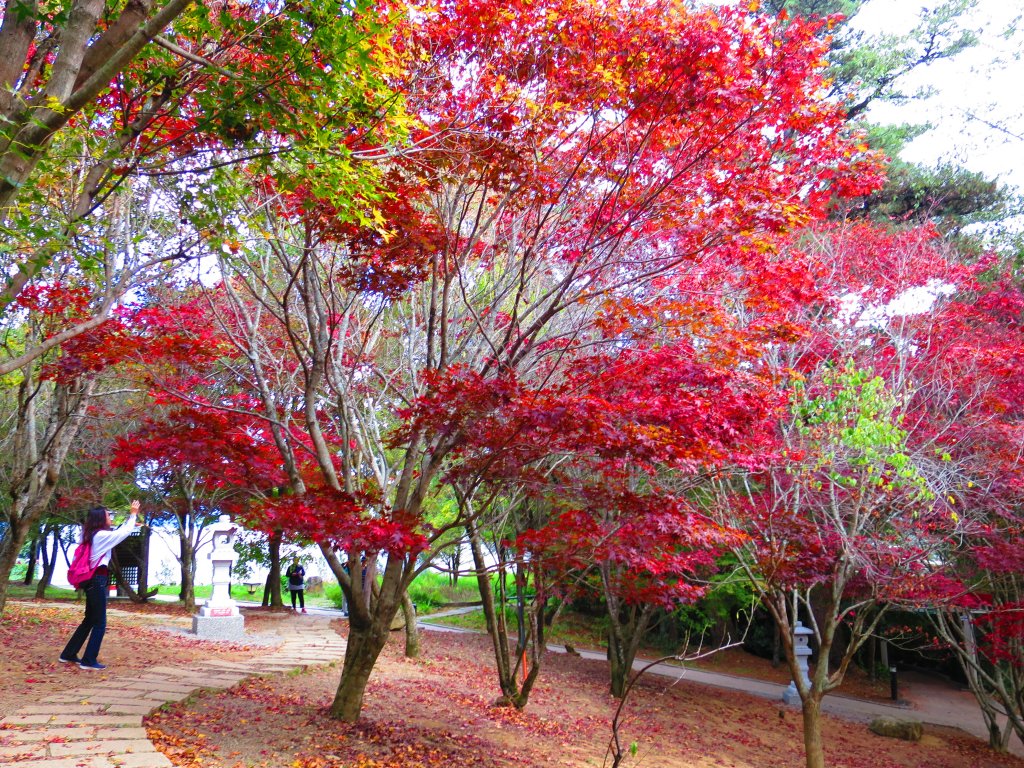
[286,556,306,613]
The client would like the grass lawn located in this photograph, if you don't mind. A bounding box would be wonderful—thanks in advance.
[3,580,81,601]
[155,569,482,612]
[428,603,609,647]
[5,578,327,607]
[5,567,485,613]
[153,582,342,607]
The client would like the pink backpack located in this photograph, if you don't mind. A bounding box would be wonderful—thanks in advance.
[67,540,97,589]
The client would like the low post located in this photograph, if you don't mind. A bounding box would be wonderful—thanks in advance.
[192,514,245,639]
[782,621,814,706]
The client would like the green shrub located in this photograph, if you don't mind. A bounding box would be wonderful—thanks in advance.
[434,604,516,632]
[314,569,486,613]
[322,580,346,610]
[409,569,488,611]
[407,570,450,611]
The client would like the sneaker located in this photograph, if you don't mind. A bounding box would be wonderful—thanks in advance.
[78,661,107,670]
[58,655,80,664]
[301,608,307,614]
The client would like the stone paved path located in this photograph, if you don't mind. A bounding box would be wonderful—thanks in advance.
[0,620,346,768]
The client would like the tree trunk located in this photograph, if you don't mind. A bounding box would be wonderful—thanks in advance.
[401,590,420,658]
[930,609,1024,752]
[607,621,647,699]
[23,535,38,584]
[604,582,654,698]
[138,525,150,600]
[602,638,634,696]
[108,561,148,603]
[465,520,544,708]
[34,527,58,598]
[0,528,24,612]
[330,614,393,721]
[801,696,825,768]
[262,568,273,607]
[469,520,516,700]
[981,700,1013,752]
[867,633,877,681]
[0,377,97,616]
[609,655,630,700]
[180,540,196,613]
[267,528,283,608]
[318,543,411,722]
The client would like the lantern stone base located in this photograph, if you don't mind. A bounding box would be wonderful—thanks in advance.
[192,613,245,640]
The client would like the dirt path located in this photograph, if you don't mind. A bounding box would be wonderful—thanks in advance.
[418,617,1024,757]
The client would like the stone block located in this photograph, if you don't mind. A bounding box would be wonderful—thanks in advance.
[49,739,155,757]
[1,714,53,725]
[869,716,923,741]
[0,742,48,760]
[141,690,192,703]
[15,757,113,768]
[123,682,196,694]
[2,727,99,742]
[92,728,150,740]
[192,614,245,640]
[50,715,143,727]
[102,705,158,716]
[203,660,253,670]
[17,705,104,716]
[110,752,174,767]
[85,695,151,706]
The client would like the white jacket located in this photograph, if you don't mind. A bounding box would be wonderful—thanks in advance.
[88,514,138,568]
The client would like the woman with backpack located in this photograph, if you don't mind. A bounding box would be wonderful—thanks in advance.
[286,556,306,614]
[60,500,140,670]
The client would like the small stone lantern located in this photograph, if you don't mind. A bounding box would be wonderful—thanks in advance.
[782,621,813,706]
[192,514,245,639]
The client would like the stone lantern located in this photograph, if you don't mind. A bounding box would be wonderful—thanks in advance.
[192,514,245,639]
[782,621,813,706]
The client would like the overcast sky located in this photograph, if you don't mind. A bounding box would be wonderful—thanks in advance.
[855,0,1024,191]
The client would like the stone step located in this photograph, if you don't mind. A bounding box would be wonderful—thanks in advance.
[16,705,107,716]
[111,754,174,768]
[48,738,156,758]
[101,704,157,716]
[0,743,48,760]
[49,715,144,727]
[13,757,114,768]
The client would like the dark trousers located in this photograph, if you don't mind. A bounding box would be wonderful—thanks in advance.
[290,588,305,609]
[61,574,108,664]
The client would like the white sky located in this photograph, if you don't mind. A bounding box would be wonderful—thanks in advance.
[855,0,1024,192]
